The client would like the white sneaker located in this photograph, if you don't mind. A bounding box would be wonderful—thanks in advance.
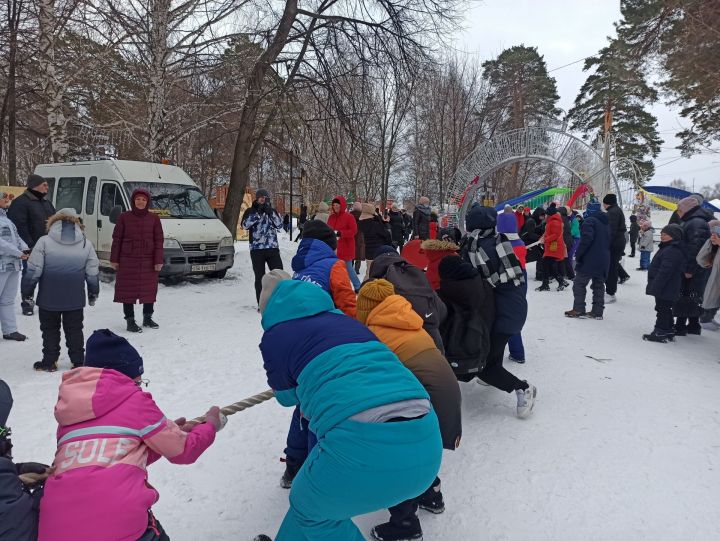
[604,294,617,304]
[516,384,537,418]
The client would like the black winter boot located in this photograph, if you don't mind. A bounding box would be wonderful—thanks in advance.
[34,360,58,372]
[417,481,445,514]
[280,458,302,489]
[371,517,422,541]
[642,330,674,343]
[126,318,142,333]
[143,316,159,329]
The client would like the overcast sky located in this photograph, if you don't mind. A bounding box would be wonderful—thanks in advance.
[452,0,719,189]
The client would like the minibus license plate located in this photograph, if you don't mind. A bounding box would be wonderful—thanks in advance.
[192,264,216,272]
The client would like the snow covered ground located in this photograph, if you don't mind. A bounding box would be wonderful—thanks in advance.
[3,231,720,541]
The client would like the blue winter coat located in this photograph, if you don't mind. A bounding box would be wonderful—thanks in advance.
[0,457,39,541]
[460,232,527,336]
[21,213,100,311]
[646,240,685,301]
[242,204,283,250]
[260,280,432,439]
[574,212,611,279]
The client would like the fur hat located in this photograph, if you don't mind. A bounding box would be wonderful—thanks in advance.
[27,174,46,190]
[302,220,337,251]
[259,269,291,313]
[360,203,375,220]
[677,196,699,215]
[356,279,395,324]
[661,224,683,242]
[255,188,270,200]
[85,330,144,380]
[602,193,618,206]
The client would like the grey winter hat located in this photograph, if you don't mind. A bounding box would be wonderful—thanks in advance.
[256,189,270,200]
[661,224,683,242]
[0,380,12,428]
[259,269,291,314]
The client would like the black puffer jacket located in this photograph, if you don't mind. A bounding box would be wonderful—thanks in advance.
[438,269,495,382]
[0,457,40,541]
[7,190,56,248]
[359,215,391,260]
[605,204,627,252]
[680,205,712,296]
[646,239,685,302]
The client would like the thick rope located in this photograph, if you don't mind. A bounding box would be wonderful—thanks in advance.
[190,389,275,424]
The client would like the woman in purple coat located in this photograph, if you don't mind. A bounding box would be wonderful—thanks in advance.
[110,189,164,332]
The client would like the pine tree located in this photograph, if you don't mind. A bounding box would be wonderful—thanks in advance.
[618,0,720,156]
[567,40,661,182]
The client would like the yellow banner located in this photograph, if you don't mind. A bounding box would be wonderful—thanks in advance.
[640,188,678,211]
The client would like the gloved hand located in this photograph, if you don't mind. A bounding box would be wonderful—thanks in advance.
[173,417,194,433]
[16,462,50,475]
[88,294,97,307]
[262,203,273,215]
[203,406,227,432]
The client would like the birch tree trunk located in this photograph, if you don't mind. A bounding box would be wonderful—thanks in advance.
[147,0,170,161]
[39,0,68,162]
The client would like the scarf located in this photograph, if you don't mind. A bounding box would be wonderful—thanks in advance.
[463,229,525,288]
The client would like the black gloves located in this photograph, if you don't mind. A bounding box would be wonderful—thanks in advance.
[16,462,50,475]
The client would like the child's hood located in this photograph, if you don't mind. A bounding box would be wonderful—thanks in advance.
[367,295,424,332]
[54,368,141,427]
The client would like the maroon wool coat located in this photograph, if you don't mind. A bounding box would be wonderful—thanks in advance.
[110,189,164,304]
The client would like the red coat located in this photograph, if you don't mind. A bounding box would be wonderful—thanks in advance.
[543,213,566,260]
[327,195,357,261]
[111,189,164,304]
[514,210,525,230]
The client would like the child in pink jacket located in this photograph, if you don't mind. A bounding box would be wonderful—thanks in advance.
[39,329,224,541]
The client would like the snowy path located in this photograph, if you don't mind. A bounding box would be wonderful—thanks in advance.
[3,236,720,541]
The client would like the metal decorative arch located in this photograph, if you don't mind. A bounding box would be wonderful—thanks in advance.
[445,124,623,231]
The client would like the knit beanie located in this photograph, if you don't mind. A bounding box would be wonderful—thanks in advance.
[496,212,518,234]
[259,269,291,314]
[677,196,699,215]
[546,205,558,216]
[602,193,618,206]
[357,279,395,324]
[661,224,683,242]
[85,330,144,379]
[256,188,270,200]
[301,220,337,250]
[27,174,46,190]
[317,201,329,213]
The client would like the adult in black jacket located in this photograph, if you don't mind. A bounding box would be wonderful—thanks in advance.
[602,193,627,299]
[527,207,546,272]
[675,197,712,334]
[412,197,432,240]
[7,174,56,316]
[388,204,406,250]
[401,209,413,241]
[438,256,494,382]
[358,203,391,280]
[644,225,686,341]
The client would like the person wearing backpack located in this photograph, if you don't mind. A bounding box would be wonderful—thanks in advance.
[356,279,461,541]
[437,255,494,382]
[368,246,446,353]
[460,204,537,418]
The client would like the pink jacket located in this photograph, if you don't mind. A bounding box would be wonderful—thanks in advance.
[39,368,216,541]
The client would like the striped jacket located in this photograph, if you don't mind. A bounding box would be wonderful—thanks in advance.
[39,368,216,541]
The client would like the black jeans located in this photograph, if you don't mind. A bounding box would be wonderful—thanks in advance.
[250,248,284,303]
[39,308,84,366]
[124,303,154,320]
[654,298,674,333]
[605,247,624,295]
[478,333,528,393]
